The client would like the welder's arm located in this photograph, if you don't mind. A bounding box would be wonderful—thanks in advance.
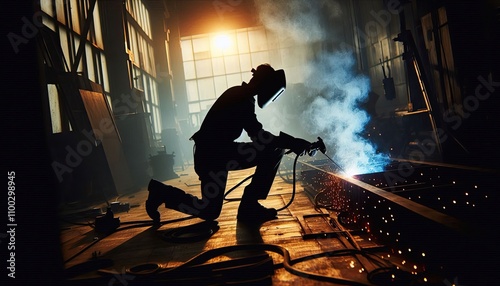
[247,129,311,155]
[274,131,312,155]
[241,101,310,154]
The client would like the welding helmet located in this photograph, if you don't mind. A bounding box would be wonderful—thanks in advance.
[251,64,286,108]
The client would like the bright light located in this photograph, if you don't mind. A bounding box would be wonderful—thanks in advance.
[345,169,358,177]
[214,34,231,50]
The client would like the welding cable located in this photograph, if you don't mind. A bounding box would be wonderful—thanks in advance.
[160,220,220,243]
[63,216,197,265]
[118,215,195,226]
[224,153,301,212]
[69,241,412,285]
[63,235,105,265]
[223,173,255,202]
[129,243,380,285]
[126,253,275,285]
[68,241,412,285]
[276,153,300,211]
[59,218,95,227]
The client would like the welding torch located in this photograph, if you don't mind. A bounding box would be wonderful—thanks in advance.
[286,136,346,174]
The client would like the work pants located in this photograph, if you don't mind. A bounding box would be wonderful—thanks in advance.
[158,141,284,221]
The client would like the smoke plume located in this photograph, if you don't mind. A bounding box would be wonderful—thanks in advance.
[255,0,389,175]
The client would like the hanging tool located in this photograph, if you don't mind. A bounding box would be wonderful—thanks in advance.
[380,58,396,100]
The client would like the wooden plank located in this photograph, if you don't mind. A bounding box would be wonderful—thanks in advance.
[79,89,135,195]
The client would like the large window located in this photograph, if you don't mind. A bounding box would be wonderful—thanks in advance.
[181,27,299,128]
[126,2,162,139]
[40,0,109,133]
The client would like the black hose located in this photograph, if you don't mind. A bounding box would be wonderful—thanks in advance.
[224,153,301,212]
[276,153,300,211]
[131,243,374,285]
[63,216,196,264]
[223,173,254,202]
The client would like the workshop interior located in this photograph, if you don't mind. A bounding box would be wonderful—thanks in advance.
[9,0,500,285]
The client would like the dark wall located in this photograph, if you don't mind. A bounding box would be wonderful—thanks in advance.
[355,0,500,167]
[428,0,500,166]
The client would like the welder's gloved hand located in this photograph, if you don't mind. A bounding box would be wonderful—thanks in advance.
[276,131,311,156]
[290,137,312,156]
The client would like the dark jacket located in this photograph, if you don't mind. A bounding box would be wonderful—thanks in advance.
[191,83,263,146]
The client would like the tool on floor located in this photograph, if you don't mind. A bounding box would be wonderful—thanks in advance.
[94,207,120,234]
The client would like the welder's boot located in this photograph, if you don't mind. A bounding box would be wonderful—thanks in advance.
[237,200,277,224]
[146,179,187,224]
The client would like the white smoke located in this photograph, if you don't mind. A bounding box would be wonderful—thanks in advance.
[304,51,390,174]
[255,0,389,175]
[255,0,341,43]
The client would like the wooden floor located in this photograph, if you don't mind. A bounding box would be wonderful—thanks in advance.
[60,164,426,285]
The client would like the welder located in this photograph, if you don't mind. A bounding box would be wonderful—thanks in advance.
[146,64,312,224]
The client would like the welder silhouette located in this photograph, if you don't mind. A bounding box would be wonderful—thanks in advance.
[146,64,312,224]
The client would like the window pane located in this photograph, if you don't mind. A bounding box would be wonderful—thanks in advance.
[193,36,210,59]
[241,70,252,82]
[181,39,193,61]
[237,30,249,53]
[93,4,103,48]
[189,102,201,113]
[41,15,56,31]
[198,78,215,100]
[214,76,228,96]
[226,73,242,87]
[239,54,251,72]
[200,100,215,111]
[223,32,238,55]
[56,0,65,23]
[212,57,225,76]
[251,51,270,67]
[148,43,156,77]
[248,28,268,52]
[41,0,54,16]
[47,84,62,133]
[129,25,139,64]
[185,80,199,102]
[183,61,196,79]
[74,37,83,72]
[59,29,70,69]
[210,35,223,58]
[224,55,240,74]
[86,44,95,82]
[70,0,80,33]
[194,50,211,60]
[191,113,200,127]
[196,59,213,78]
[101,53,109,92]
[193,37,209,54]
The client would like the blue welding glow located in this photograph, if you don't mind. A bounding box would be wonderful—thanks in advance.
[303,51,390,175]
[255,0,390,175]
